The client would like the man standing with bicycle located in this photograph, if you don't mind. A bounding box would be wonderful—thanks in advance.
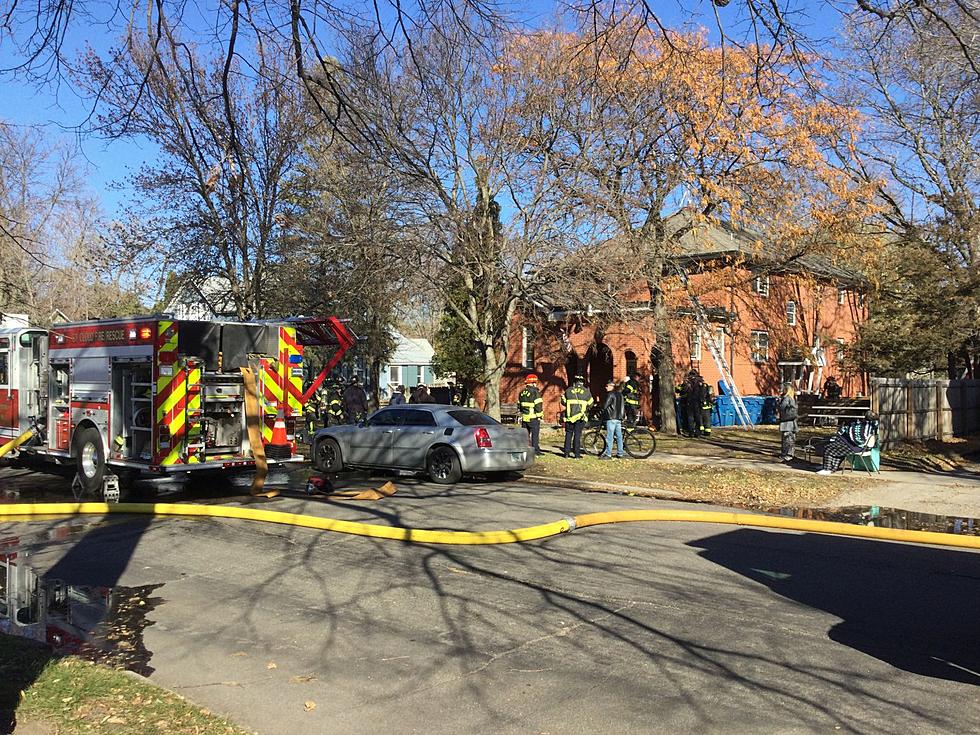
[560,374,593,459]
[599,380,626,459]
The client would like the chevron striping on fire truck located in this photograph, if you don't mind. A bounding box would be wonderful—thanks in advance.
[0,314,354,500]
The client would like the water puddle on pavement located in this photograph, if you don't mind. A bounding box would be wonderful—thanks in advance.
[1,523,163,675]
[761,506,980,537]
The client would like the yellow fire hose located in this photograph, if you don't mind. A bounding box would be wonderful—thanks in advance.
[0,429,35,460]
[0,503,978,549]
[239,367,278,498]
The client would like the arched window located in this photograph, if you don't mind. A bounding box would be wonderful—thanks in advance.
[625,350,637,378]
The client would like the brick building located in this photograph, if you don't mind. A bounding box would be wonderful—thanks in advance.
[500,216,867,425]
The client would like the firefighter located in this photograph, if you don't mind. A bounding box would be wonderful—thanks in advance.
[684,370,704,438]
[622,373,641,427]
[675,380,688,434]
[326,381,345,425]
[304,382,321,440]
[560,374,593,459]
[518,373,544,456]
[448,381,463,406]
[343,378,368,423]
[823,375,843,401]
[389,384,406,406]
[700,381,715,437]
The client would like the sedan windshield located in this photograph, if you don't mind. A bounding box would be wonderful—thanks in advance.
[448,409,499,426]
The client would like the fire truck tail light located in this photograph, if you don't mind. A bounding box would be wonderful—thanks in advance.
[128,329,137,339]
[139,327,152,339]
[474,427,492,448]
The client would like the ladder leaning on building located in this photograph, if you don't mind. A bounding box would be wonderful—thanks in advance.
[673,264,755,428]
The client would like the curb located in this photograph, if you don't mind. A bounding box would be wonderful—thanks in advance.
[520,474,686,501]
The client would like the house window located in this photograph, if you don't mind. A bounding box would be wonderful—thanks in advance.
[835,339,846,363]
[625,350,637,378]
[837,287,846,305]
[710,327,725,357]
[689,330,701,361]
[388,365,401,386]
[753,274,770,297]
[751,331,770,363]
[522,327,535,368]
[786,301,797,326]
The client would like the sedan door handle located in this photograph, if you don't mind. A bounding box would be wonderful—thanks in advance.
[382,430,394,434]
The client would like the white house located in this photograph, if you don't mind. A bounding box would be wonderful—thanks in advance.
[164,277,238,320]
[380,332,439,396]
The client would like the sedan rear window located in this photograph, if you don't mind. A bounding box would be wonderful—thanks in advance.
[448,410,499,426]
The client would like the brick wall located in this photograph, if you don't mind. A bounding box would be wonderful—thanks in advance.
[501,266,866,422]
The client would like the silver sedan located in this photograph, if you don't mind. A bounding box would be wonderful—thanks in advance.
[311,404,534,483]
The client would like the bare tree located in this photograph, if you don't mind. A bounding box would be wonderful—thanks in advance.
[843,7,980,376]
[79,26,313,319]
[0,121,141,324]
[317,16,634,417]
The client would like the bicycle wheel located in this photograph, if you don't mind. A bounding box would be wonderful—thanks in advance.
[624,428,656,459]
[582,429,606,457]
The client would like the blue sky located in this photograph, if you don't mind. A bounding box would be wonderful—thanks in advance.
[0,0,843,220]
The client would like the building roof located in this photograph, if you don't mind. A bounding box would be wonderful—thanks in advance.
[388,331,434,365]
[667,212,865,285]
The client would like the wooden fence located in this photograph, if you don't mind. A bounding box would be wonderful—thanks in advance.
[870,378,980,447]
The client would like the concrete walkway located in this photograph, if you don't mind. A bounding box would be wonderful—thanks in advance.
[533,445,980,518]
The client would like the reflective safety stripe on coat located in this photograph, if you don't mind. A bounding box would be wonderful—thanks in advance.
[518,387,543,421]
[562,386,592,422]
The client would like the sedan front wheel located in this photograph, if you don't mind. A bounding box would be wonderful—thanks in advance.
[313,437,343,473]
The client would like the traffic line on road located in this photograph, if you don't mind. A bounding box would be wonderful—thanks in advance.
[0,503,978,549]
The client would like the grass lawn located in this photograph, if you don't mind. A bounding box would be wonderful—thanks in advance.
[529,448,856,509]
[0,634,248,735]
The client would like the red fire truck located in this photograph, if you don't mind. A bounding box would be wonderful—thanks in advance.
[0,315,353,498]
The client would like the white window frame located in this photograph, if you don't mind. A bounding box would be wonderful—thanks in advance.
[751,330,770,363]
[835,338,846,363]
[711,327,725,357]
[837,287,846,305]
[753,274,770,297]
[689,330,701,361]
[521,327,535,368]
[786,300,797,326]
[388,365,401,386]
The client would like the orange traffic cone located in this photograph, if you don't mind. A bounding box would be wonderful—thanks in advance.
[265,408,292,461]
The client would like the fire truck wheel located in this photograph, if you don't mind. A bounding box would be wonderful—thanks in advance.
[313,437,343,473]
[74,426,106,497]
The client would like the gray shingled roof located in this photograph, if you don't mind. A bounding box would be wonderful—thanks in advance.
[667,212,866,285]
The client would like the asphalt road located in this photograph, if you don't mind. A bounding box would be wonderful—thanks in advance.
[2,466,979,734]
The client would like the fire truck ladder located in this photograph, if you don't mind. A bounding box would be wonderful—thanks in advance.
[674,265,755,429]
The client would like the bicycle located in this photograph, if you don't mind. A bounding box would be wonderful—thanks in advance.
[583,415,657,459]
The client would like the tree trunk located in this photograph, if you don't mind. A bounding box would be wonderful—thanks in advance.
[653,296,678,435]
[369,356,383,410]
[482,343,507,420]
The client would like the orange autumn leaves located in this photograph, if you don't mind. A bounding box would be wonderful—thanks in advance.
[491,23,881,262]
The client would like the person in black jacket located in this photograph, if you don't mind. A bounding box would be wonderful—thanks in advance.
[599,380,626,459]
[684,370,704,438]
[410,383,432,403]
[342,379,368,423]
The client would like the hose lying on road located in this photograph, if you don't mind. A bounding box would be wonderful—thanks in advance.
[0,503,978,550]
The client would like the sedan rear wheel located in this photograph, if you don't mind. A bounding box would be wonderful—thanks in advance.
[427,446,462,484]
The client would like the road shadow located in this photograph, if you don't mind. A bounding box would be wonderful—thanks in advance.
[688,529,980,686]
